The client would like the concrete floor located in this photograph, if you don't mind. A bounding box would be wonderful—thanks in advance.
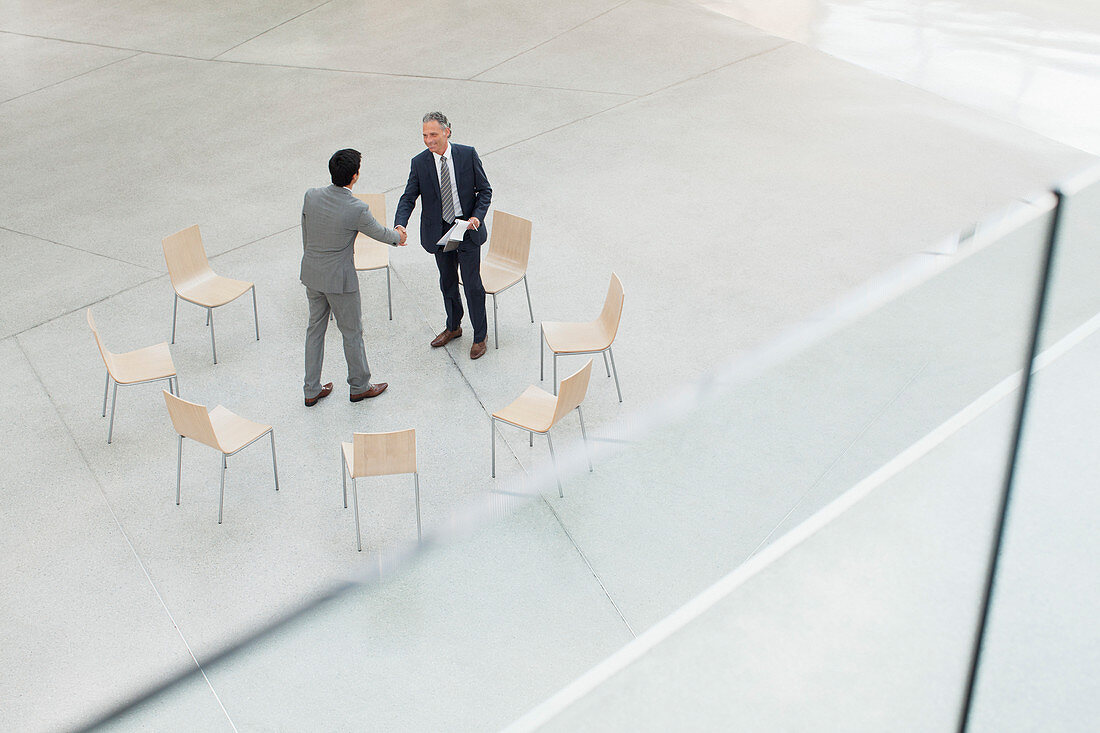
[0,1,1097,731]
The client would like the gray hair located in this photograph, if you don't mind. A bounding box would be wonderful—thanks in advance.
[422,111,451,130]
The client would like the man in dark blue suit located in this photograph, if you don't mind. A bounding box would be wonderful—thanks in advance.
[395,111,493,359]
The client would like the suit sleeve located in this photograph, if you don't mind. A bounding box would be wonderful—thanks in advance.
[357,202,400,246]
[470,147,492,222]
[394,159,420,228]
[301,191,310,251]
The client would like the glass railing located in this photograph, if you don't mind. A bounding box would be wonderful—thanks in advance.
[85,167,1100,732]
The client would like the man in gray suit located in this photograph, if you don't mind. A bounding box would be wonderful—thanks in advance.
[301,148,407,407]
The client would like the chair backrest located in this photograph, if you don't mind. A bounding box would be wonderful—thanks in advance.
[597,273,625,341]
[163,390,220,450]
[162,225,213,291]
[553,360,593,424]
[352,429,417,478]
[354,193,387,226]
[86,308,117,376]
[486,211,532,272]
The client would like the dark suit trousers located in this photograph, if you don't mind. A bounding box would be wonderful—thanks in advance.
[434,229,487,342]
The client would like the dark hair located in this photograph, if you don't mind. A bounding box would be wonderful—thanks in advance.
[329,148,361,187]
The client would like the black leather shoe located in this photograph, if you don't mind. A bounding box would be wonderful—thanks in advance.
[305,382,333,407]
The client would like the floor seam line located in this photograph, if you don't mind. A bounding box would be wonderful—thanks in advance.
[476,41,793,158]
[0,225,158,271]
[210,0,337,60]
[203,57,637,95]
[0,28,632,97]
[0,28,149,54]
[10,336,239,732]
[207,223,301,260]
[5,272,164,339]
[0,51,142,105]
[542,495,638,638]
[4,225,296,339]
[468,0,634,80]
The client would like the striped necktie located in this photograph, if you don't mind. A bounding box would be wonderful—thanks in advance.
[439,155,456,224]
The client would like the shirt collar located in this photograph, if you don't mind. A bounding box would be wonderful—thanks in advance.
[432,142,452,163]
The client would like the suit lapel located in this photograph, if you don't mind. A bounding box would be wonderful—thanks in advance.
[421,151,441,203]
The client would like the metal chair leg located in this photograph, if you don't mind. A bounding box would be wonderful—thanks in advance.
[107,381,118,443]
[413,473,421,542]
[102,371,110,417]
[352,477,362,552]
[171,294,179,344]
[209,308,218,364]
[269,431,279,490]
[490,418,496,478]
[608,346,622,402]
[577,406,593,472]
[546,432,563,498]
[176,435,183,505]
[529,430,533,447]
[386,266,393,320]
[553,354,558,395]
[218,454,227,524]
[602,349,611,377]
[341,449,348,508]
[523,275,533,323]
[540,326,544,381]
[492,293,498,349]
[251,285,259,340]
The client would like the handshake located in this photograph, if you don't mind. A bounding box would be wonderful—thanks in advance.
[394,217,480,247]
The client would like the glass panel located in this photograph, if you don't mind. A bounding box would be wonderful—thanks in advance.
[966,167,1100,733]
[92,199,1054,731]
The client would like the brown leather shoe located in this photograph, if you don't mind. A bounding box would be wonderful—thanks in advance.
[350,382,388,402]
[470,340,487,360]
[431,328,462,347]
[304,382,333,407]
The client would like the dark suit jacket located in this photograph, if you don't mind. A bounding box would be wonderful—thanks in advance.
[394,143,492,253]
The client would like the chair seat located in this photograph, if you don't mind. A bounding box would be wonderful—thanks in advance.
[480,261,523,294]
[542,320,612,354]
[492,385,557,433]
[354,237,389,271]
[110,342,176,384]
[177,273,253,308]
[209,405,271,454]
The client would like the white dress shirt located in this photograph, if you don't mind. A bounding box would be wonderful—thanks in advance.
[431,143,463,220]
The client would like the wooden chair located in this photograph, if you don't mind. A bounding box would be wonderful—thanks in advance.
[87,309,178,444]
[353,193,394,320]
[480,211,534,348]
[491,360,593,497]
[341,429,420,551]
[162,391,278,524]
[162,224,258,364]
[541,273,624,402]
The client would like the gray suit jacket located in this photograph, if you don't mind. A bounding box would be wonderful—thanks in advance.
[300,185,400,293]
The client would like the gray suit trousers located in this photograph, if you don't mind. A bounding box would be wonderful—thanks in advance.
[304,287,371,398]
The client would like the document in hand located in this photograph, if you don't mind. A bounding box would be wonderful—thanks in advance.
[436,219,469,251]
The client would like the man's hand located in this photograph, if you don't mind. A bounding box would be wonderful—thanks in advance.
[395,225,407,245]
[467,217,480,231]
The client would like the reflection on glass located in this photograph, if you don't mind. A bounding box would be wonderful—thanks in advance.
[91,198,1057,730]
